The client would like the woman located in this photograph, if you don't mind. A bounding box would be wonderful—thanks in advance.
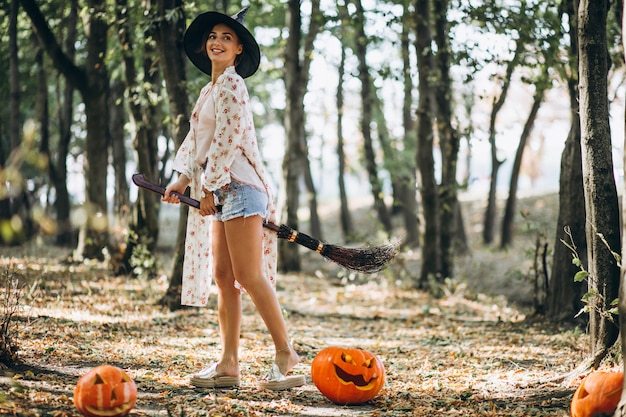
[162,7,305,391]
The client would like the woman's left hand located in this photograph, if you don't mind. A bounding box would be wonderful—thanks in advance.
[199,187,218,216]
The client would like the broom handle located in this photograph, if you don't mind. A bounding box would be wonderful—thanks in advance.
[132,173,282,233]
[133,173,397,273]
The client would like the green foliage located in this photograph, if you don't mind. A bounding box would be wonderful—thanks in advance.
[128,231,158,279]
[561,226,619,320]
[459,0,562,79]
[573,269,588,283]
[606,0,625,71]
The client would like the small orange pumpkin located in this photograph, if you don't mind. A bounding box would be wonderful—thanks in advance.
[74,365,137,417]
[311,346,385,405]
[570,371,623,417]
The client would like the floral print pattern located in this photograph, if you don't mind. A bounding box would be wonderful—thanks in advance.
[172,67,278,307]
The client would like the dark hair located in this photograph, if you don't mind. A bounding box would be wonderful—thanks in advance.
[196,28,212,54]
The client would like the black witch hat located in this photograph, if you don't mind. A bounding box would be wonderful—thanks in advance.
[183,7,260,78]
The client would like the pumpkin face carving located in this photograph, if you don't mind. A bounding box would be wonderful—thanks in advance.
[570,371,623,417]
[311,346,385,405]
[74,365,137,417]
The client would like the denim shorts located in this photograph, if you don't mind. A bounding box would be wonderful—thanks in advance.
[213,180,268,222]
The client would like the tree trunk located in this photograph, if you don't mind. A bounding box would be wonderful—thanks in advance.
[352,0,393,233]
[303,152,322,240]
[299,0,322,244]
[108,78,131,273]
[399,0,419,249]
[414,0,440,287]
[454,203,469,254]
[281,0,305,272]
[433,0,461,278]
[115,0,162,275]
[35,42,49,240]
[52,0,78,247]
[109,80,129,232]
[335,37,354,241]
[280,0,321,272]
[154,0,190,310]
[9,0,20,153]
[21,0,111,259]
[501,87,544,248]
[547,0,587,324]
[1,0,26,244]
[483,41,523,245]
[578,0,620,365]
[617,0,626,414]
[79,0,111,260]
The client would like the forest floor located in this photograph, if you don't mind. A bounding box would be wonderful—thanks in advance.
[0,191,611,417]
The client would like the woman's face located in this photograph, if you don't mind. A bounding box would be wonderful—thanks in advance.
[205,23,243,67]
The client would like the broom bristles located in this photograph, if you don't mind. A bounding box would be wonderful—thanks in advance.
[277,224,398,273]
[323,243,399,273]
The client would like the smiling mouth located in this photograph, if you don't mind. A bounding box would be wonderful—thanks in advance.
[334,365,377,390]
[85,402,134,416]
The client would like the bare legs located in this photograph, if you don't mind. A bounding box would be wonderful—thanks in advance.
[210,220,241,377]
[211,215,299,377]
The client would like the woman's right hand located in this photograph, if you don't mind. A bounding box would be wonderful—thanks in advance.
[162,175,191,204]
[199,187,218,216]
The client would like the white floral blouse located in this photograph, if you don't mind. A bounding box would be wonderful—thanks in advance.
[172,66,278,307]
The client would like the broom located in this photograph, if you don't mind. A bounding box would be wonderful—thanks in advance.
[132,173,397,273]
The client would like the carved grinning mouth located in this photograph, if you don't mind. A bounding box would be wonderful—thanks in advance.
[85,403,134,416]
[333,364,376,389]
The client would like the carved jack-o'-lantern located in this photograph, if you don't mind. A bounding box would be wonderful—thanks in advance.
[570,371,623,417]
[311,346,385,405]
[74,365,137,417]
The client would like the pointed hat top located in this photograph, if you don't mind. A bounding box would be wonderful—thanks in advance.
[232,6,249,23]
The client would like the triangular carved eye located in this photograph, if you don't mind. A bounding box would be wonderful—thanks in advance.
[340,352,356,365]
[363,358,373,368]
[94,374,105,384]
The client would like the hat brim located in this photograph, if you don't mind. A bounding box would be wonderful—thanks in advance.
[184,11,260,79]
